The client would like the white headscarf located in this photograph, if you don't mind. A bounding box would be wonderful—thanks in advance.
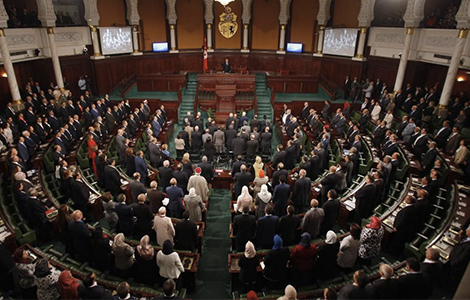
[239,186,251,201]
[244,241,256,259]
[113,233,126,248]
[325,230,337,244]
[189,187,197,197]
[257,184,272,203]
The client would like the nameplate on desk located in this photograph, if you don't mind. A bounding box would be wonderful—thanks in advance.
[344,199,355,211]
[459,201,467,208]
[457,211,466,217]
[233,203,238,212]
[215,169,224,173]
[120,179,129,185]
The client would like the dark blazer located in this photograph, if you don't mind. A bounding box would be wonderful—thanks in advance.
[78,284,112,299]
[231,137,246,156]
[158,167,174,190]
[422,148,437,171]
[173,170,189,194]
[398,273,432,299]
[27,197,47,226]
[383,142,398,157]
[198,162,213,183]
[394,205,417,243]
[233,213,257,252]
[272,169,288,188]
[115,202,134,236]
[231,160,246,176]
[257,215,279,249]
[233,171,253,198]
[412,135,428,158]
[272,183,290,216]
[147,188,165,214]
[129,179,146,202]
[68,220,92,256]
[246,140,258,157]
[366,278,400,299]
[279,214,301,246]
[338,284,371,300]
[71,179,90,210]
[166,185,184,217]
[292,177,311,212]
[125,156,137,178]
[132,203,153,232]
[104,165,121,196]
[449,240,470,281]
[321,198,340,234]
[355,183,376,222]
[435,127,451,148]
[135,156,148,183]
[174,219,198,251]
[420,261,445,287]
[272,150,286,170]
[320,173,339,205]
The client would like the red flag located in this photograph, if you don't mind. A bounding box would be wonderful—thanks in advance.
[203,38,208,71]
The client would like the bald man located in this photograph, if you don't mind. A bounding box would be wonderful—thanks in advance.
[68,210,92,261]
[365,264,399,299]
[301,199,324,239]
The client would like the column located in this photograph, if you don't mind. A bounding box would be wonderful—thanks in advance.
[393,27,414,92]
[0,29,22,105]
[353,27,368,61]
[314,25,325,57]
[277,24,286,54]
[89,25,104,59]
[131,25,142,55]
[46,27,64,89]
[206,24,213,51]
[169,24,178,53]
[439,28,469,108]
[241,24,249,52]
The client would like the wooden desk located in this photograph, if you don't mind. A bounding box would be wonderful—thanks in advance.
[212,169,233,190]
[136,73,187,92]
[267,73,319,93]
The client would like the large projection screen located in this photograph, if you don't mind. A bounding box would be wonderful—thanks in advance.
[99,27,133,55]
[323,28,358,57]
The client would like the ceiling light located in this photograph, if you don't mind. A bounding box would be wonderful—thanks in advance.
[216,0,235,6]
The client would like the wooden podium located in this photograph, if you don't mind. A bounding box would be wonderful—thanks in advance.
[196,74,257,124]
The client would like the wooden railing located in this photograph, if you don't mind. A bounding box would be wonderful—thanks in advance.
[112,73,137,98]
[319,74,339,101]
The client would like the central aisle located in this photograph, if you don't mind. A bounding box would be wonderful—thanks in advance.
[191,189,233,299]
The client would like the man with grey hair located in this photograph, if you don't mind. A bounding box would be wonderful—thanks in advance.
[301,199,324,238]
[198,156,214,183]
[153,206,175,246]
[365,264,399,298]
[158,160,174,190]
[233,164,253,198]
[213,126,225,153]
[191,125,203,152]
[27,187,51,242]
[147,180,164,214]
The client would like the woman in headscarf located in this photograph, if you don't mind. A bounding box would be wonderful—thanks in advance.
[236,186,254,213]
[112,233,135,278]
[315,230,340,279]
[263,235,291,290]
[156,240,185,280]
[238,241,259,293]
[58,270,80,300]
[277,285,297,300]
[253,156,264,178]
[90,226,113,271]
[291,232,317,287]
[255,184,272,218]
[13,249,36,299]
[135,235,158,285]
[252,170,268,199]
[184,187,206,222]
[358,216,384,263]
[34,258,61,300]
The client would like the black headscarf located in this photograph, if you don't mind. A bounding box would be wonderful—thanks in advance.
[162,240,174,255]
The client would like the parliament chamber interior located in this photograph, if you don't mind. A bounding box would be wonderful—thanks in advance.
[1,0,470,299]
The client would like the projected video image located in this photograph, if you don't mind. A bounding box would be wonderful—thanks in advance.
[100,27,133,55]
[323,28,358,57]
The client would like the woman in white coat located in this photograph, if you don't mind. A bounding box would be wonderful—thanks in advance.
[157,240,185,280]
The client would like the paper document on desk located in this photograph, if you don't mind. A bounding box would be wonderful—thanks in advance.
[233,203,238,212]
[120,179,129,185]
[162,198,169,206]
[344,198,356,211]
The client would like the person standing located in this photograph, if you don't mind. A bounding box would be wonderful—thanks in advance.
[153,207,175,246]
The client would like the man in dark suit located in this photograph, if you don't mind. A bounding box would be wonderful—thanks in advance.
[366,264,400,299]
[17,137,30,162]
[397,258,432,299]
[166,178,184,218]
[344,76,351,99]
[115,194,135,236]
[321,190,340,235]
[233,204,257,252]
[78,272,112,299]
[222,58,231,73]
[148,138,162,168]
[382,134,399,157]
[434,120,451,149]
[278,205,301,246]
[301,102,310,120]
[68,210,92,261]
[358,109,370,133]
[445,126,461,156]
[257,205,280,249]
[191,126,203,151]
[260,127,272,154]
[273,175,290,217]
[71,172,90,214]
[391,195,418,256]
[174,211,198,251]
[231,133,246,156]
[412,128,428,159]
[104,159,122,200]
[449,228,470,283]
[233,165,253,199]
[246,134,259,159]
[147,181,165,214]
[338,270,371,300]
[420,248,445,288]
[354,174,376,224]
[421,142,437,175]
[198,156,214,183]
[173,164,189,194]
[130,173,147,202]
[292,169,311,213]
[26,188,51,242]
[272,162,288,189]
[272,144,286,170]
[224,125,237,151]
[320,166,339,205]
[158,160,174,191]
[132,194,153,239]
[371,120,387,147]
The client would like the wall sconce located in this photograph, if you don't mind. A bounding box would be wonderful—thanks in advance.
[1,73,7,78]
[457,77,465,82]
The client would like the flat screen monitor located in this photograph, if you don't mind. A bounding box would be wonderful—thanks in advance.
[152,42,169,52]
[286,43,303,53]
[99,27,133,55]
[323,28,358,57]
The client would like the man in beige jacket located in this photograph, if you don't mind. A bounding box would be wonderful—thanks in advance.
[153,207,175,246]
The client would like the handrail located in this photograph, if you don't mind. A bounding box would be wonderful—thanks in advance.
[319,74,338,101]
[113,73,136,98]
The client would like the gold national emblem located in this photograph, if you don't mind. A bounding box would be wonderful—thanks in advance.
[218,6,238,39]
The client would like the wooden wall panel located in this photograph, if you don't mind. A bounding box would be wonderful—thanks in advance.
[365,56,399,90]
[320,57,363,87]
[97,0,126,27]
[176,0,204,50]
[214,0,242,49]
[331,0,360,28]
[139,0,167,51]
[251,0,280,50]
[290,0,318,52]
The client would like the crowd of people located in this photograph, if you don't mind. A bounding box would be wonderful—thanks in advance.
[5,3,83,28]
[0,71,470,299]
